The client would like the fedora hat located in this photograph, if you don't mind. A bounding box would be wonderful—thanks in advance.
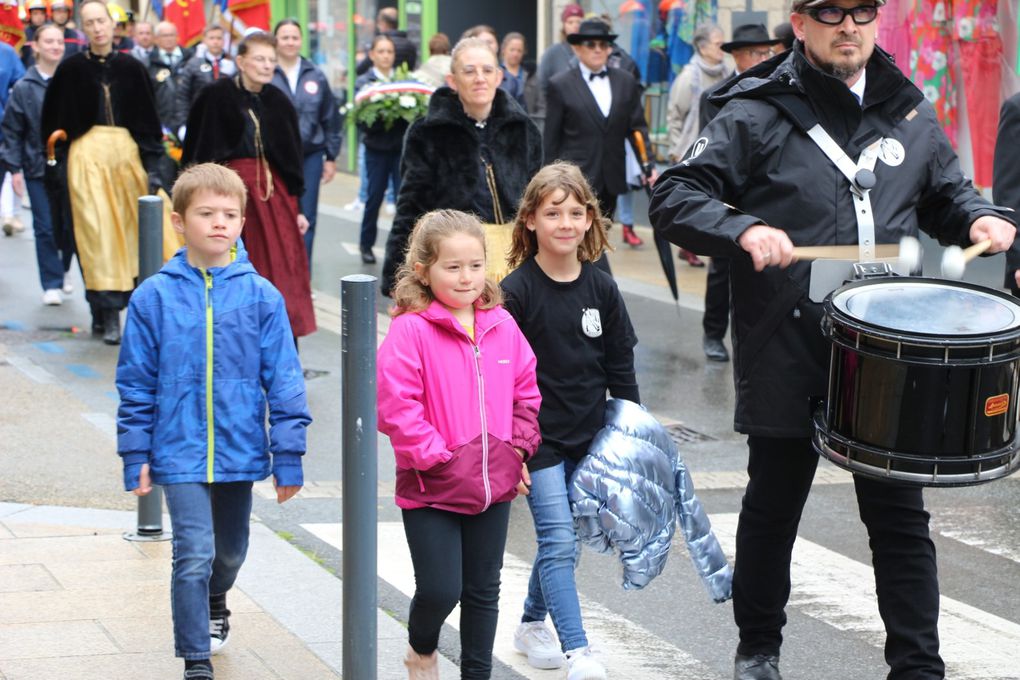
[721,24,783,53]
[566,18,619,45]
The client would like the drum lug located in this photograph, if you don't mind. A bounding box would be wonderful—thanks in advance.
[852,261,894,279]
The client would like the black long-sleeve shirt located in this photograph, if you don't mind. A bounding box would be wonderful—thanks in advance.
[501,257,639,471]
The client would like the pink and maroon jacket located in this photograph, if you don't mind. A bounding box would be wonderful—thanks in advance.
[377,301,542,514]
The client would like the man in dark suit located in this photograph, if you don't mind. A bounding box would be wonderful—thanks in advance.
[993,92,1020,295]
[544,18,653,260]
[696,24,782,363]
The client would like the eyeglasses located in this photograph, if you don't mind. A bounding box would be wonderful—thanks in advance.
[580,40,611,50]
[459,65,499,77]
[737,48,774,59]
[804,4,879,25]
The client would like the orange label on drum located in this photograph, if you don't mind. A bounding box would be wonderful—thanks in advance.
[985,394,1010,417]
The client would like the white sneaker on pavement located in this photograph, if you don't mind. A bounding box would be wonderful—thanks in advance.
[42,289,62,306]
[384,202,396,216]
[566,645,607,680]
[343,199,365,212]
[513,621,564,669]
[62,273,74,295]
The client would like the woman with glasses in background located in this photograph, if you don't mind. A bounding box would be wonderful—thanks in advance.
[379,36,542,296]
[182,31,315,340]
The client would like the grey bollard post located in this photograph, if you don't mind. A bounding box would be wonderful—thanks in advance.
[341,275,378,680]
[124,195,172,543]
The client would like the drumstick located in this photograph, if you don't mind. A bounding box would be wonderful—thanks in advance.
[46,129,67,166]
[791,244,900,260]
[940,239,992,280]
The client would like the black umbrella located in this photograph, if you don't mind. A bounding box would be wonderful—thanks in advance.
[631,132,678,302]
[44,130,75,259]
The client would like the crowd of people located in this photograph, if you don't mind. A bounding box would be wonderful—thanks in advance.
[0,2,1014,680]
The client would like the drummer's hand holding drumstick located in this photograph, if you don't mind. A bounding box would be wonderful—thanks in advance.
[965,215,1019,286]
[738,224,795,272]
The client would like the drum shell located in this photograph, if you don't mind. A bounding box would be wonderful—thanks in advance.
[824,339,1020,458]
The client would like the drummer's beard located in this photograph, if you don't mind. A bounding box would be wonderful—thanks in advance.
[807,33,868,84]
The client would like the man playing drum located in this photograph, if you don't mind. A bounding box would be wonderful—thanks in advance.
[649,1,1016,679]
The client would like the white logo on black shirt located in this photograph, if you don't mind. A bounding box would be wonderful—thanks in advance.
[581,308,602,338]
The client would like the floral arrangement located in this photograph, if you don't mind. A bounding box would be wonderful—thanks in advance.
[342,65,435,131]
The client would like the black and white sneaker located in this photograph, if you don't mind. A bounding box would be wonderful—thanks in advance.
[209,612,231,655]
[183,659,214,679]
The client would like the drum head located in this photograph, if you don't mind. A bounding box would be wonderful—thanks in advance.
[831,279,1020,337]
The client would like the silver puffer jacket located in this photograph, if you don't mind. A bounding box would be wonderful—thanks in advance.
[570,399,733,602]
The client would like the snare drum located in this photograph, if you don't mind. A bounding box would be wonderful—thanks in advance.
[814,277,1020,486]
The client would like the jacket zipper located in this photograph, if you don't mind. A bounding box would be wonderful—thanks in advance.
[204,270,215,483]
[474,343,492,511]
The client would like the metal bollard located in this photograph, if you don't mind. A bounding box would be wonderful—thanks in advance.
[341,275,378,680]
[124,195,172,543]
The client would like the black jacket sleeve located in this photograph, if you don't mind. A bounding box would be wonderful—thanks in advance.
[543,78,564,163]
[382,120,430,295]
[994,94,1020,291]
[319,78,342,160]
[0,85,27,174]
[648,99,763,257]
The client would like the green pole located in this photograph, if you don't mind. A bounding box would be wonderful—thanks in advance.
[346,0,357,172]
[420,0,437,59]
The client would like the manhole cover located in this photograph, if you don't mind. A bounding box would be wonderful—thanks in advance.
[665,423,715,445]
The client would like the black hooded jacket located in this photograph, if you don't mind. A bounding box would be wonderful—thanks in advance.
[649,43,1013,437]
[380,87,543,295]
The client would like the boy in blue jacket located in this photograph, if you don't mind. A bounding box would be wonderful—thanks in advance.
[116,163,311,680]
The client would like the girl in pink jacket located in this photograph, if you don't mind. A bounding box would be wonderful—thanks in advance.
[377,209,542,680]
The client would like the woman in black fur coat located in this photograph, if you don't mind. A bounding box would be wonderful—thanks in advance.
[379,37,542,295]
[182,32,314,338]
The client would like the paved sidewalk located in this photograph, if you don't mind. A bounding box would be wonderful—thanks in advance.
[0,500,462,680]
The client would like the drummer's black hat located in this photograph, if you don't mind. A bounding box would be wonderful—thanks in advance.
[721,24,783,53]
[566,19,618,45]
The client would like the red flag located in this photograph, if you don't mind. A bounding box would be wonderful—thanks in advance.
[0,0,24,51]
[165,0,206,47]
[227,0,271,32]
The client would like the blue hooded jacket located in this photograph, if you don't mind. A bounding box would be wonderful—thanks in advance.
[116,243,311,490]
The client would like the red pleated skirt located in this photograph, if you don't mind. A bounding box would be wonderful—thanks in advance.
[227,158,316,338]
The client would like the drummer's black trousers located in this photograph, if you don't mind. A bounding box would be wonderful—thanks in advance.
[733,436,944,679]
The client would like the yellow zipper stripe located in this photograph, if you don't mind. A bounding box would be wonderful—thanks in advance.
[204,270,214,483]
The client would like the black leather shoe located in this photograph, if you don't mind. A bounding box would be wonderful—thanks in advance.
[102,308,121,345]
[703,336,730,362]
[360,249,376,264]
[734,653,782,680]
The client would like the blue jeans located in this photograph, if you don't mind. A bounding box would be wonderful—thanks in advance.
[357,142,395,204]
[300,152,324,275]
[26,178,71,291]
[522,459,588,652]
[163,482,253,660]
[616,188,634,225]
[360,146,402,252]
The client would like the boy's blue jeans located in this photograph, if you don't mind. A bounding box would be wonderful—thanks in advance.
[164,482,253,660]
[522,459,588,652]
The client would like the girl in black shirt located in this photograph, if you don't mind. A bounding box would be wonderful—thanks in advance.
[500,162,639,678]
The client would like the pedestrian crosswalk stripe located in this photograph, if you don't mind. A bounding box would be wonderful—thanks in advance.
[710,514,1020,680]
[305,515,1020,680]
[302,522,727,680]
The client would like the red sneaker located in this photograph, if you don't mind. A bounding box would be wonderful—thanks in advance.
[621,224,644,247]
[679,249,705,267]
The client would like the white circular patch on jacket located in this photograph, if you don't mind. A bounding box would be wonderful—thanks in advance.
[304,80,319,95]
[581,308,602,338]
[878,137,905,167]
[686,137,709,161]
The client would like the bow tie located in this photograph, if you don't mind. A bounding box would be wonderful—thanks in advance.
[589,70,609,80]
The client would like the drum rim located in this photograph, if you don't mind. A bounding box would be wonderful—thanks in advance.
[812,409,1020,487]
[823,277,1020,346]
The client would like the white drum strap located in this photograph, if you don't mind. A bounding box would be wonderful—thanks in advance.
[806,124,882,261]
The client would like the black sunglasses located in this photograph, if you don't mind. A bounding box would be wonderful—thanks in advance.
[805,4,879,25]
[580,39,611,50]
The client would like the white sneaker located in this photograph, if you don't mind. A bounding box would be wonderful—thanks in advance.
[566,646,607,680]
[343,199,365,212]
[513,621,564,669]
[384,202,396,216]
[62,273,74,295]
[42,289,62,306]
